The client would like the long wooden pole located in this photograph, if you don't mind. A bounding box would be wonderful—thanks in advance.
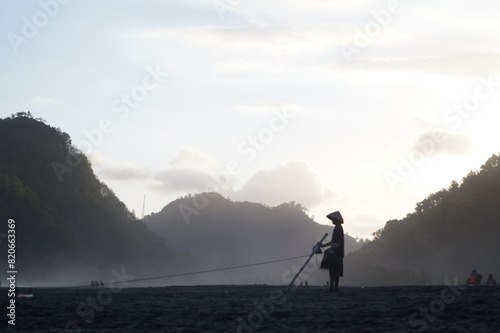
[285,233,329,293]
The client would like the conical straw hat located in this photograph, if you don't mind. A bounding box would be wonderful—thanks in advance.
[326,211,343,224]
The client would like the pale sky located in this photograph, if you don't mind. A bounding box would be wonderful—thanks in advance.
[2,0,500,239]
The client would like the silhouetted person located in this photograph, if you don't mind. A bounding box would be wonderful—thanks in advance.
[319,211,344,292]
[487,274,496,286]
[100,280,104,287]
[467,269,483,285]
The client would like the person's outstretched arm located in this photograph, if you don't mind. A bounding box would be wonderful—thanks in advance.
[318,241,340,248]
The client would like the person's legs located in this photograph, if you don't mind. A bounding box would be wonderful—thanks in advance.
[329,269,334,291]
[333,275,340,291]
[328,257,341,291]
[329,269,340,291]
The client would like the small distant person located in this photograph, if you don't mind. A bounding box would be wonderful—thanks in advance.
[487,274,496,286]
[467,269,483,285]
[305,281,308,287]
[470,269,478,284]
[467,269,478,285]
[318,211,345,292]
[100,280,104,287]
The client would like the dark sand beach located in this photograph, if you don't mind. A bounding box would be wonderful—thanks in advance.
[2,284,499,332]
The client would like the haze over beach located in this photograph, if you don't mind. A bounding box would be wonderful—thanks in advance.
[3,1,500,332]
[3,0,500,240]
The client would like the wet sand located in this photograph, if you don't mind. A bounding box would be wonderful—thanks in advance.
[1,285,499,332]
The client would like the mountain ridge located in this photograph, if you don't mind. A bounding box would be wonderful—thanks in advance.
[0,113,197,286]
[145,193,363,284]
[345,153,500,285]
[3,112,498,287]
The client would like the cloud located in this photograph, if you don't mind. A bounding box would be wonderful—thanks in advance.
[131,25,338,51]
[233,160,336,208]
[27,95,64,107]
[100,164,147,180]
[148,149,221,192]
[88,149,220,193]
[169,148,218,169]
[151,167,214,192]
[340,53,500,78]
[412,130,474,157]
[128,25,343,73]
[87,151,148,181]
[234,103,300,114]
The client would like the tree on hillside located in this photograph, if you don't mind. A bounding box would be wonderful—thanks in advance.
[345,154,500,286]
[0,113,197,284]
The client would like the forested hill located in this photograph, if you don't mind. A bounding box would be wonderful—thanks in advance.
[0,113,196,286]
[345,154,500,286]
[146,194,363,284]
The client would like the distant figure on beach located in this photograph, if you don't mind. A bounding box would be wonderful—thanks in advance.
[487,274,496,286]
[91,280,96,287]
[318,211,344,292]
[100,280,104,287]
[467,269,483,285]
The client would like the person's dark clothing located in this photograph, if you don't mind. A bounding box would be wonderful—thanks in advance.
[320,225,344,276]
[332,225,344,257]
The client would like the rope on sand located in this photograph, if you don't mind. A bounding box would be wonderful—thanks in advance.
[31,254,312,292]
